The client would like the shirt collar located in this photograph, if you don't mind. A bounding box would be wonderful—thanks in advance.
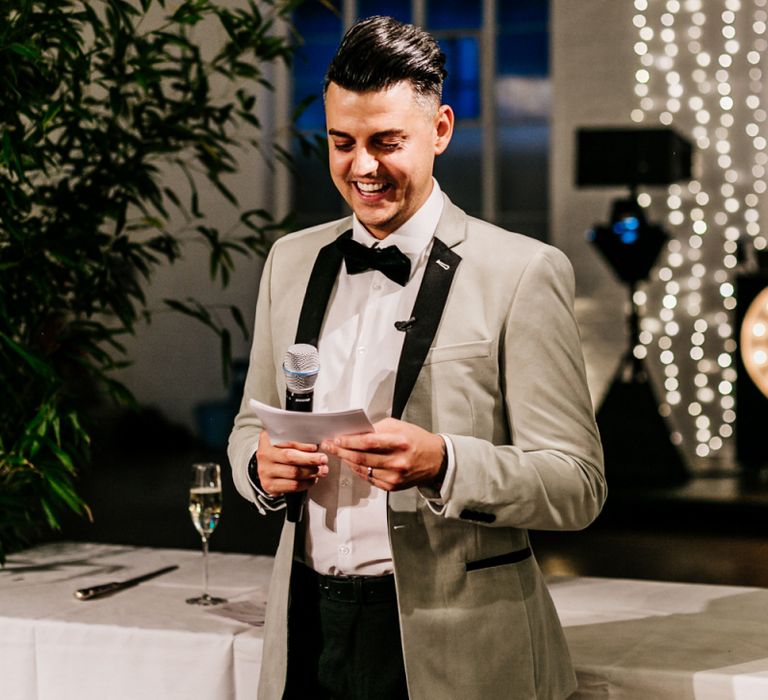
[351,179,444,260]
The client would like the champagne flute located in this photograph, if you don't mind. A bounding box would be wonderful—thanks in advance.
[186,462,227,605]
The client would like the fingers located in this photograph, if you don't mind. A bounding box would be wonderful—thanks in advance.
[319,433,408,475]
[272,439,324,452]
[257,431,329,495]
[259,458,328,495]
[273,447,329,469]
[353,464,399,490]
[319,420,444,491]
[320,421,410,470]
[320,438,409,492]
[266,475,319,494]
[259,431,327,466]
[330,431,408,454]
[324,443,398,469]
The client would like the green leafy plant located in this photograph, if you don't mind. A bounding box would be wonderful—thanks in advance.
[0,0,307,563]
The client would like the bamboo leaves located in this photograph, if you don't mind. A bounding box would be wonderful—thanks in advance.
[0,0,303,562]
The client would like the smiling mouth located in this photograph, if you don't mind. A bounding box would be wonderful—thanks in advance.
[354,181,391,196]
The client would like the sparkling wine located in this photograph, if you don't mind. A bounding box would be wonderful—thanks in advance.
[188,487,222,537]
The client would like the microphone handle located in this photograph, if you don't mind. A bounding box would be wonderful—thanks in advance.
[284,390,313,523]
[285,392,313,412]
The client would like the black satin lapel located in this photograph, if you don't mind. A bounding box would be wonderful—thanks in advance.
[294,231,348,345]
[391,238,462,419]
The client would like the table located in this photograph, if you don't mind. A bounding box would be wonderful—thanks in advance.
[550,576,768,699]
[5,543,768,699]
[0,542,271,700]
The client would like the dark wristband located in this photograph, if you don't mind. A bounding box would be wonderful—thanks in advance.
[247,452,261,490]
[433,440,448,490]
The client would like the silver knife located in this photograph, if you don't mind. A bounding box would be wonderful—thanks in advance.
[74,564,178,600]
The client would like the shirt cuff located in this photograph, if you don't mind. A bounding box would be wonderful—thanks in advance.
[418,434,456,513]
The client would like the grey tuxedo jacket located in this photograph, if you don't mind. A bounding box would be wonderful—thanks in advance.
[228,195,606,699]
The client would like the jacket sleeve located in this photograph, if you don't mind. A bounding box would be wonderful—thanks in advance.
[440,246,606,531]
[227,247,285,515]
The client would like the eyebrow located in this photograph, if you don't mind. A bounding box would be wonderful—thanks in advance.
[328,128,407,139]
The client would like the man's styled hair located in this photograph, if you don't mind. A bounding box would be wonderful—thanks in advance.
[324,16,447,104]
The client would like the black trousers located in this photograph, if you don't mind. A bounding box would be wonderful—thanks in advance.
[283,563,409,700]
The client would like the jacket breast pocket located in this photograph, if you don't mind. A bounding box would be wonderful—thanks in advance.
[415,338,498,439]
[424,339,492,366]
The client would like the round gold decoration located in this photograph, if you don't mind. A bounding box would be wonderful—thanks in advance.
[740,286,768,399]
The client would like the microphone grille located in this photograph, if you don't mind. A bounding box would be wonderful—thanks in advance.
[283,343,320,393]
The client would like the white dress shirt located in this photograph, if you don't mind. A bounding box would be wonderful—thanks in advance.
[304,180,451,576]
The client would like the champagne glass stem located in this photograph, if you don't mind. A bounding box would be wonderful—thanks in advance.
[201,535,209,599]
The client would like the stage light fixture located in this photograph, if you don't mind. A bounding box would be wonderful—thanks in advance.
[587,197,669,284]
[576,126,693,485]
[577,127,691,285]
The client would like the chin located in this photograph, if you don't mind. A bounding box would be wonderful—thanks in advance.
[354,208,394,229]
[358,215,397,234]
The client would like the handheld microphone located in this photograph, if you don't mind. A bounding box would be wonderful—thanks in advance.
[282,343,320,523]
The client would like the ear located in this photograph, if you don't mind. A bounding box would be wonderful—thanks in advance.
[434,104,454,155]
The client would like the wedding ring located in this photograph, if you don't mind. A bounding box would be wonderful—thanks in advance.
[367,466,374,479]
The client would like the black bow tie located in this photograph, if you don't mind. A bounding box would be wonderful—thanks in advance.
[336,234,411,286]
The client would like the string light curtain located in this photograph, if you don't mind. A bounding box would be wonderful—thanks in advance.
[629,0,767,470]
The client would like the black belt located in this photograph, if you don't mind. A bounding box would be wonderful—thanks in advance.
[294,562,397,604]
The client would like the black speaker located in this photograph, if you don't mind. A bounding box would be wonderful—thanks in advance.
[576,128,693,187]
[734,272,768,470]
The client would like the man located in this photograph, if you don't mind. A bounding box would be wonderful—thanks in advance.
[229,15,605,700]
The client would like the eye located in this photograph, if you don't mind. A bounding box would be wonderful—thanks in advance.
[377,141,401,152]
[332,141,354,152]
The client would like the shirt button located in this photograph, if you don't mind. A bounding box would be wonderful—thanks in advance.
[340,478,351,487]
[357,346,366,355]
[339,545,350,556]
[373,282,382,291]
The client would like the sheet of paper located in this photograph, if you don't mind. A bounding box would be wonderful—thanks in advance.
[248,398,374,445]
[207,599,267,627]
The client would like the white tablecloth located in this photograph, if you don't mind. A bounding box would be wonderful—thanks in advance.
[550,576,768,699]
[5,542,768,699]
[0,542,271,700]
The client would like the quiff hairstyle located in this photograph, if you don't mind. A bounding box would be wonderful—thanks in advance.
[324,15,447,106]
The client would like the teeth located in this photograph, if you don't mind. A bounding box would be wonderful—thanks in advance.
[356,182,385,193]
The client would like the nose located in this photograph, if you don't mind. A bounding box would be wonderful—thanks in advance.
[350,147,378,177]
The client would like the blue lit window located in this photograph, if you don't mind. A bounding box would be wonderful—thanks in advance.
[441,37,480,120]
[292,4,341,130]
[497,0,549,77]
[359,0,410,23]
[428,2,481,30]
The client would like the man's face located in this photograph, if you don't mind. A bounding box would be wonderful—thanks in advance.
[325,81,454,239]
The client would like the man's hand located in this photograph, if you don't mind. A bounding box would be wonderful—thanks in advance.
[256,430,329,496]
[321,417,445,491]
